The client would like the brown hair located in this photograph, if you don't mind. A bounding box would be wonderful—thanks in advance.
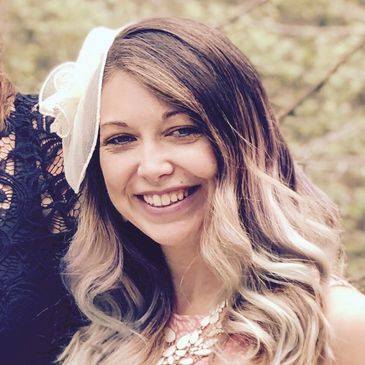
[0,67,16,130]
[0,1,16,130]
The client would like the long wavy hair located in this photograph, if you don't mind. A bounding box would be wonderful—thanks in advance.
[0,59,16,130]
[60,18,343,365]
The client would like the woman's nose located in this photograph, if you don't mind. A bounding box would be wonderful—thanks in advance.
[136,143,174,183]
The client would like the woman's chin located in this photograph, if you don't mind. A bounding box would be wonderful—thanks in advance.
[148,229,202,250]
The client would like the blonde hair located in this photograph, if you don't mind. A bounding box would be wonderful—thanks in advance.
[60,18,342,365]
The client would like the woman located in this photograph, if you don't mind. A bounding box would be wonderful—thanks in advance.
[39,18,365,365]
[0,70,83,364]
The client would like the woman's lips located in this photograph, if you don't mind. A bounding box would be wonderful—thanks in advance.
[139,186,199,208]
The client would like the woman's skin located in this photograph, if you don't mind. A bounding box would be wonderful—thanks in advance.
[325,285,365,365]
[99,70,365,363]
[99,71,220,315]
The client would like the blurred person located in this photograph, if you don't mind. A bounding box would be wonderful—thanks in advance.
[0,66,83,364]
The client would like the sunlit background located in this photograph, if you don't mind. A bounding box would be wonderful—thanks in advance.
[1,0,364,289]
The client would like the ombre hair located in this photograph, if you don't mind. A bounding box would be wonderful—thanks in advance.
[60,18,342,365]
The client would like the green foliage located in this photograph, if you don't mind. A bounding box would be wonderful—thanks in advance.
[2,0,365,288]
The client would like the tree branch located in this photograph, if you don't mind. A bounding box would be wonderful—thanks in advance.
[278,37,365,123]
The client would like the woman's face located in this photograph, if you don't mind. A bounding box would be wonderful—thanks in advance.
[99,71,217,248]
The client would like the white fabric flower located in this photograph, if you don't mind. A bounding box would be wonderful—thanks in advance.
[39,27,121,192]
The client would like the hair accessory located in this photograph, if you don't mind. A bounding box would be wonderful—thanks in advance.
[39,26,121,193]
[157,301,226,365]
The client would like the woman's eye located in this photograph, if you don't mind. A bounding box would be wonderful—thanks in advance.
[168,126,202,138]
[105,134,136,145]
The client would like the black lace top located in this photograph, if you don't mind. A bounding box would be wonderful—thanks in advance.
[0,94,83,365]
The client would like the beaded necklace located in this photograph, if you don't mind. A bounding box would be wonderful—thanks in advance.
[157,301,227,365]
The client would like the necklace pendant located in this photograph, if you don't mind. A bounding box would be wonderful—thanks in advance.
[209,311,220,324]
[164,327,176,343]
[189,330,199,344]
[200,316,210,327]
[176,333,191,349]
[175,349,187,357]
[163,345,176,357]
[193,348,212,357]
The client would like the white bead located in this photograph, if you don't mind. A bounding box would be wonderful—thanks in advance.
[175,349,187,357]
[209,312,219,324]
[164,327,176,343]
[189,330,199,344]
[163,345,176,357]
[200,316,210,327]
[203,338,218,348]
[176,333,191,349]
[207,328,223,337]
[193,348,212,356]
[167,355,175,364]
[179,358,194,365]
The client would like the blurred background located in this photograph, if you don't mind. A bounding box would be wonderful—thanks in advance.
[1,0,364,289]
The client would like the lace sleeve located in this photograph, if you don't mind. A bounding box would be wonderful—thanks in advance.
[0,93,79,244]
[0,94,83,365]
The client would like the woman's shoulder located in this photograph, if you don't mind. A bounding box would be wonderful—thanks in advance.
[325,282,365,365]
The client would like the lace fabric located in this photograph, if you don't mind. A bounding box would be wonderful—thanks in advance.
[0,94,79,240]
[0,94,83,364]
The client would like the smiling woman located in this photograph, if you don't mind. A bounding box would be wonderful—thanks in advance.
[99,72,216,248]
[38,18,365,365]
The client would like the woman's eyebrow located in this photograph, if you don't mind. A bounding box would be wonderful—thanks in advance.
[162,110,185,120]
[100,120,128,129]
[100,110,185,129]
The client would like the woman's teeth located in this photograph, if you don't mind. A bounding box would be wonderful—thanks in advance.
[143,189,189,207]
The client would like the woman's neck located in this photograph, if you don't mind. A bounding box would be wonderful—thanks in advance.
[162,244,221,315]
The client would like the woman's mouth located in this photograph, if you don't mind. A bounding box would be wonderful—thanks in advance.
[138,186,199,208]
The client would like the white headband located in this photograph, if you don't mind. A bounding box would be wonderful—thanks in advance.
[39,26,121,193]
